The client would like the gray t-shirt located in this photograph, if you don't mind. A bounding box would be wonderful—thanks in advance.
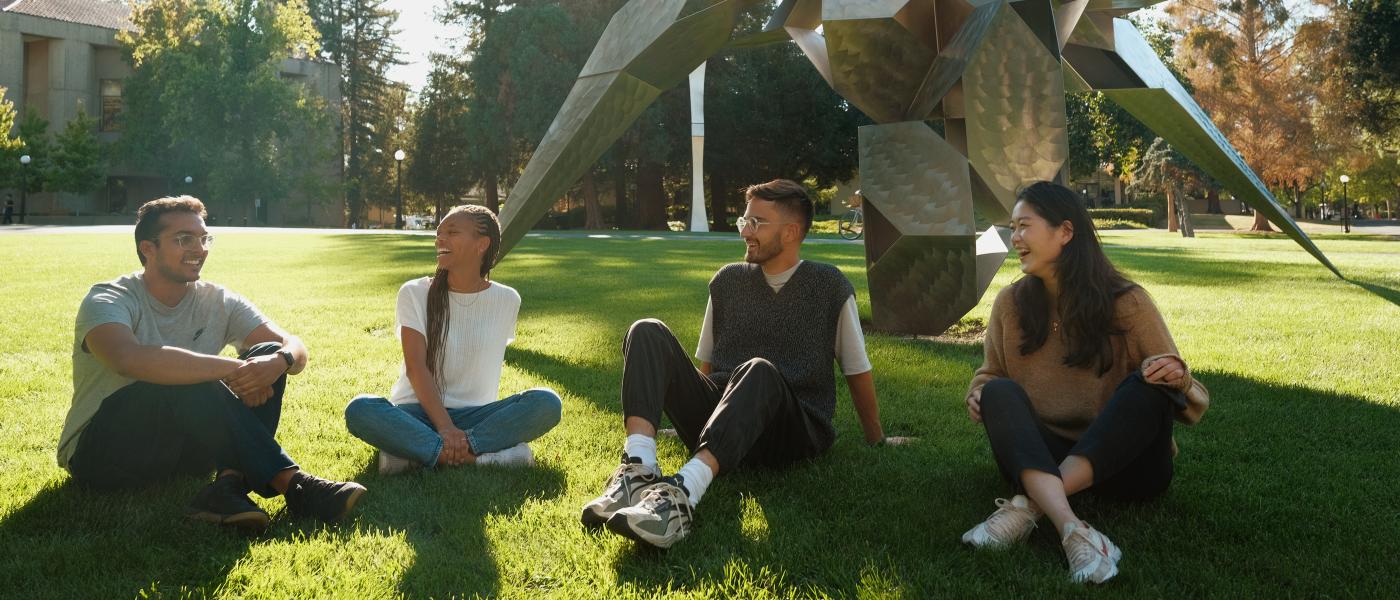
[57,272,267,468]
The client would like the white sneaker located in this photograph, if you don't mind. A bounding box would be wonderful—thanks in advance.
[476,443,535,467]
[961,495,1040,548]
[1061,521,1122,584]
[378,451,418,476]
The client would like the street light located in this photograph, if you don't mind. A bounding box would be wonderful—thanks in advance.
[18,154,30,224]
[1340,174,1350,234]
[393,149,405,230]
[184,175,193,185]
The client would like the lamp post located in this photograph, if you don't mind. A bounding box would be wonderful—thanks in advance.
[1339,174,1350,234]
[393,149,405,229]
[18,154,30,224]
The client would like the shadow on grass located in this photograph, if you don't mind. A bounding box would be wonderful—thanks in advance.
[0,476,252,598]
[1347,276,1400,308]
[600,368,1400,596]
[344,460,567,598]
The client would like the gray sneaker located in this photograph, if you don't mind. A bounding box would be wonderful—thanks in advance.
[580,454,660,528]
[604,475,693,549]
[378,451,418,476]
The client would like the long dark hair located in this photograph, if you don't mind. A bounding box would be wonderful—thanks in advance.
[425,205,502,387]
[1011,182,1136,374]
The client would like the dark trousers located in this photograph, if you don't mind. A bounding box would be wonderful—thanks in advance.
[68,342,298,497]
[620,319,833,472]
[980,373,1175,501]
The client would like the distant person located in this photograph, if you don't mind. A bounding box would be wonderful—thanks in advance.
[3,197,13,224]
[961,182,1208,583]
[344,205,561,474]
[59,195,366,533]
[581,179,901,549]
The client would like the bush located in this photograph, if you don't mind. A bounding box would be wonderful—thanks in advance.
[1093,218,1149,230]
[1087,208,1155,227]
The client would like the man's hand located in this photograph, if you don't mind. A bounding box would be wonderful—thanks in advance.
[1143,356,1188,389]
[239,386,274,408]
[966,388,983,423]
[437,425,471,466]
[223,355,288,399]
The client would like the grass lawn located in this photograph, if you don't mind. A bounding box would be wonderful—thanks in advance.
[1,228,1397,598]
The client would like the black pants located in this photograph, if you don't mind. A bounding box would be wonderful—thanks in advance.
[980,373,1174,501]
[620,319,833,472]
[68,342,298,497]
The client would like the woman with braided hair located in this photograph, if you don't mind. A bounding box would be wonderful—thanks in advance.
[345,205,561,474]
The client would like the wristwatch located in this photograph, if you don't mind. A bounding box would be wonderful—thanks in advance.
[276,349,295,371]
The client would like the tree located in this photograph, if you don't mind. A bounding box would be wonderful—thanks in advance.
[14,109,53,196]
[311,0,405,227]
[117,0,331,221]
[0,89,25,190]
[1130,137,1213,235]
[49,109,108,197]
[409,56,474,219]
[1168,0,1321,231]
[1341,0,1400,142]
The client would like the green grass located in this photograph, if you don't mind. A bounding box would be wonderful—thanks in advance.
[1,229,1398,598]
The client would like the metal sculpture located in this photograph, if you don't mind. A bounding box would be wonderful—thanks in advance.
[496,0,1340,335]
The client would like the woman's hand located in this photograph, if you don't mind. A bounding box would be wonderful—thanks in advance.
[437,425,472,466]
[966,388,983,423]
[1143,356,1188,389]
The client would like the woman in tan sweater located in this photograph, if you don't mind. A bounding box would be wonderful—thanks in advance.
[961,182,1206,584]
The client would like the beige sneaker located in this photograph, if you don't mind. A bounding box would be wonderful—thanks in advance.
[1062,521,1122,584]
[961,495,1040,548]
[378,451,418,475]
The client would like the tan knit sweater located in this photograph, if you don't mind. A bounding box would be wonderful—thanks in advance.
[968,283,1199,441]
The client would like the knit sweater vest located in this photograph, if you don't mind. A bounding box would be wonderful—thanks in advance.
[709,261,854,424]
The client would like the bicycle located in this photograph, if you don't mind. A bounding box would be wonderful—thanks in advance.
[839,192,865,240]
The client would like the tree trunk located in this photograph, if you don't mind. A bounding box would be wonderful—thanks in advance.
[485,175,499,215]
[1292,183,1302,219]
[1250,205,1273,231]
[582,172,603,229]
[1166,186,1179,232]
[436,193,448,225]
[613,153,630,229]
[710,171,730,231]
[1207,188,1222,214]
[636,161,667,230]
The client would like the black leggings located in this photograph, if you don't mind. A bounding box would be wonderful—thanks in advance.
[980,372,1175,501]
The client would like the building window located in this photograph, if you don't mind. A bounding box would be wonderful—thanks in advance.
[100,79,123,132]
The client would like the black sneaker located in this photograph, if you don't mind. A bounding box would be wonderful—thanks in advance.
[283,471,366,523]
[186,474,270,533]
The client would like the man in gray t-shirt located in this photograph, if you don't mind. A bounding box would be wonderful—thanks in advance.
[60,195,366,532]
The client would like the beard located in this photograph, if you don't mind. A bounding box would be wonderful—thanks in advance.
[744,238,782,264]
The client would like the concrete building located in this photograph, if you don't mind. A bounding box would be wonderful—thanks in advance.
[1,0,344,226]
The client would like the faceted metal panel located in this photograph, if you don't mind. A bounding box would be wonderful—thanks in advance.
[963,4,1069,216]
[975,225,1010,299]
[907,0,1000,120]
[868,235,979,335]
[579,1,690,78]
[858,122,974,237]
[630,1,744,89]
[499,72,665,254]
[1085,0,1169,10]
[825,18,940,123]
[1054,0,1090,51]
[824,0,909,21]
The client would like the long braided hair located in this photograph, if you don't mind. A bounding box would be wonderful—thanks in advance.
[424,205,502,388]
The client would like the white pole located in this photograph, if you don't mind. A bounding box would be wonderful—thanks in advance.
[688,63,709,232]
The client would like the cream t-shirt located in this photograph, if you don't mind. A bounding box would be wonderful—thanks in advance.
[389,277,519,408]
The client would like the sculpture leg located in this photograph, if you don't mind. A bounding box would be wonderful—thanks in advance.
[497,0,746,255]
[860,121,1008,334]
[1064,16,1340,276]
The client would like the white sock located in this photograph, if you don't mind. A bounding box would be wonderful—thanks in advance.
[675,457,714,507]
[476,443,534,467]
[624,434,658,468]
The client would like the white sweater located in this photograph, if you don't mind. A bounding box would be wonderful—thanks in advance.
[389,277,519,408]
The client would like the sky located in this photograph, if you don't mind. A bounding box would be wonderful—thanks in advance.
[383,0,460,94]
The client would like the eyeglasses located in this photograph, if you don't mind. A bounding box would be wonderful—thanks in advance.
[167,233,215,250]
[735,216,792,232]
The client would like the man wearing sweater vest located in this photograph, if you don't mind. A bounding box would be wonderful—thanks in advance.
[581,179,892,549]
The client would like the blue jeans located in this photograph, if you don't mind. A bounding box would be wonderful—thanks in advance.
[344,389,562,467]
